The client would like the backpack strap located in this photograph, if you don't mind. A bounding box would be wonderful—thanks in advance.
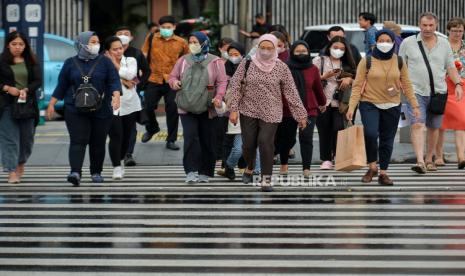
[397,55,403,71]
[319,56,325,75]
[72,56,101,84]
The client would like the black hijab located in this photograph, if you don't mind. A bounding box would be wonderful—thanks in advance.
[224,42,245,77]
[371,29,396,60]
[287,40,313,104]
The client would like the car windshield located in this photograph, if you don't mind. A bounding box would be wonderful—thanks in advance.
[303,29,421,55]
[45,38,75,61]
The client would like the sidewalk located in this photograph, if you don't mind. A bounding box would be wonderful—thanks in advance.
[28,116,460,166]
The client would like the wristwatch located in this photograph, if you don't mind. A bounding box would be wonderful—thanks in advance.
[456,82,463,87]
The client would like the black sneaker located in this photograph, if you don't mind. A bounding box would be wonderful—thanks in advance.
[67,172,80,186]
[141,132,155,143]
[224,166,236,180]
[141,126,160,143]
[166,141,180,150]
[124,154,136,167]
[242,172,253,184]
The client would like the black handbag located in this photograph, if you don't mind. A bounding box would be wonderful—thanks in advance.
[11,95,37,120]
[417,38,448,115]
[136,110,148,125]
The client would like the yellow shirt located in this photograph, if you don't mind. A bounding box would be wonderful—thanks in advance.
[141,33,189,84]
[348,55,419,113]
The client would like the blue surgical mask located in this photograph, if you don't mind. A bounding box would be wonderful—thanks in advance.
[160,28,174,38]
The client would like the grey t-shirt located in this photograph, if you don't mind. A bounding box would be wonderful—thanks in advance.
[399,34,455,96]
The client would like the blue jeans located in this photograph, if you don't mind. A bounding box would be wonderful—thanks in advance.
[0,107,35,172]
[226,134,261,174]
[359,102,401,170]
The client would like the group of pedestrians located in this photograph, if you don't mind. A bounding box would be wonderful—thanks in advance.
[0,11,464,191]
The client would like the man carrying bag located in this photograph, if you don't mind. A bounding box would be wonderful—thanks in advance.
[399,12,463,174]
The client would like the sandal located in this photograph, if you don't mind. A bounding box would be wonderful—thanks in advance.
[434,158,445,166]
[458,160,465,170]
[411,163,426,174]
[425,162,437,172]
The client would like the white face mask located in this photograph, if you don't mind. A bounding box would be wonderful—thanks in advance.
[221,51,229,60]
[330,48,344,59]
[87,44,100,55]
[376,42,394,53]
[229,56,242,64]
[117,35,131,45]
[189,43,202,55]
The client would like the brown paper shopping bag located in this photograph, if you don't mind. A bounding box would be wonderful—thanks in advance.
[335,125,367,172]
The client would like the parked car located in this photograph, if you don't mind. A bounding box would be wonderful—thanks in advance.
[0,30,75,114]
[300,23,447,57]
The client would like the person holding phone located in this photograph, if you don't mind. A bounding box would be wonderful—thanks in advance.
[312,36,357,170]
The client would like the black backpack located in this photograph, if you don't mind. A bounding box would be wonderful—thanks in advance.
[72,56,102,113]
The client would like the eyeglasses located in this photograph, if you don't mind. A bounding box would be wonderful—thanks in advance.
[449,30,464,33]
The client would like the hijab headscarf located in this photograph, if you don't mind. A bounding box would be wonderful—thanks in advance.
[190,31,210,62]
[75,31,99,60]
[371,29,396,60]
[287,40,313,104]
[225,42,245,77]
[251,34,279,73]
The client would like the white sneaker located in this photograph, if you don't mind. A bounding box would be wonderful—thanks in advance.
[185,172,199,183]
[112,166,123,180]
[198,174,209,183]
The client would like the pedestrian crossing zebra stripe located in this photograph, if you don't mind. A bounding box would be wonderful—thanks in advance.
[0,165,464,275]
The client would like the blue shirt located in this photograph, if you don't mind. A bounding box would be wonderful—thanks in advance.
[53,55,122,118]
[364,26,377,55]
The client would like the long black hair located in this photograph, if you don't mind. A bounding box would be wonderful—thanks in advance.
[104,36,123,51]
[323,36,356,74]
[1,31,37,65]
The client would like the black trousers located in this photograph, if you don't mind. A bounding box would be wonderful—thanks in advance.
[144,82,178,142]
[276,117,298,166]
[64,109,112,175]
[276,116,317,170]
[108,113,138,167]
[240,115,278,176]
[213,116,229,161]
[180,112,216,176]
[299,116,317,170]
[316,107,345,161]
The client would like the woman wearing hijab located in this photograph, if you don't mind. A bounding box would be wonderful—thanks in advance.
[214,42,246,173]
[347,29,420,185]
[276,41,327,178]
[169,31,228,183]
[228,34,308,192]
[47,31,122,186]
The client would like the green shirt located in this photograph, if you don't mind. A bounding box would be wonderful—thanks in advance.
[10,62,28,90]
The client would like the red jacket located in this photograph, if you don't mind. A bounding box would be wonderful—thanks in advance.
[283,65,326,118]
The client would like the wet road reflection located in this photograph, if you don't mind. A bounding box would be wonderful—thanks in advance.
[0,165,465,274]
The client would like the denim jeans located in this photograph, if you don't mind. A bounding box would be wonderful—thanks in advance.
[226,134,261,174]
[0,106,35,172]
[359,102,401,170]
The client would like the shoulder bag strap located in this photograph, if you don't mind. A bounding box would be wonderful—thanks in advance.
[417,36,435,96]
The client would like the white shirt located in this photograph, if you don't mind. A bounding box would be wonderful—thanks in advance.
[117,56,142,116]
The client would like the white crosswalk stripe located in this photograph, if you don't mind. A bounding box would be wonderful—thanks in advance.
[0,164,464,275]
